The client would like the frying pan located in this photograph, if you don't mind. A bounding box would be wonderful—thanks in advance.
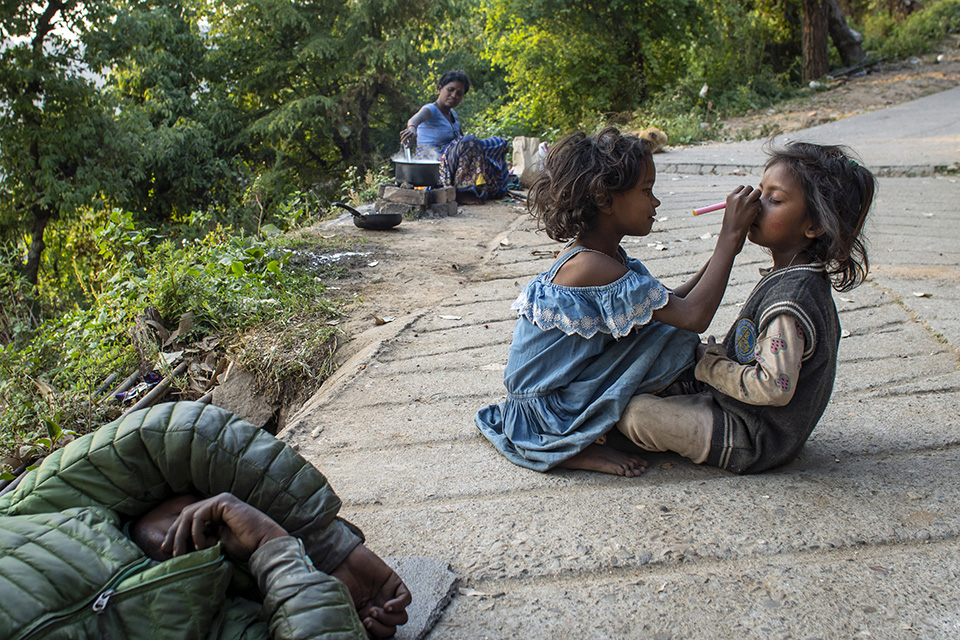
[332,202,402,230]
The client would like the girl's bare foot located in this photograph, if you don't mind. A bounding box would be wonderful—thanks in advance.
[558,444,647,477]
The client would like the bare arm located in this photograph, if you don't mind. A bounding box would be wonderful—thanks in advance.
[652,185,760,332]
[400,105,433,146]
[670,257,710,299]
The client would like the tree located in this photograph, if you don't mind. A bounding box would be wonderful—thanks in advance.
[197,0,450,199]
[802,0,830,81]
[86,0,245,222]
[826,0,865,67]
[481,0,706,133]
[0,1,134,288]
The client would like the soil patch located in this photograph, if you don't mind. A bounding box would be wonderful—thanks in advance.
[716,37,960,140]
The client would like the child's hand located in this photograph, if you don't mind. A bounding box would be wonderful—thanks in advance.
[719,185,761,245]
[696,335,718,362]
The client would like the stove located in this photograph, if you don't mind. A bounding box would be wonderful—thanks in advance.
[376,183,458,218]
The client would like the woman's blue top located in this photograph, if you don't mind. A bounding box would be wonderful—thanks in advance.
[475,246,700,471]
[416,103,461,148]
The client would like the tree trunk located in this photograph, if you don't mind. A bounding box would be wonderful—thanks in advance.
[827,0,866,67]
[23,206,52,287]
[802,0,830,82]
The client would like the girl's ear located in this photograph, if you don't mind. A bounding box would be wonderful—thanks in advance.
[595,190,612,214]
[804,216,825,239]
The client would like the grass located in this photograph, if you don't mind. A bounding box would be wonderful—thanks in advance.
[0,214,365,467]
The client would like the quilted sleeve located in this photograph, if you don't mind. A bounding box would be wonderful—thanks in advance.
[249,536,366,640]
[0,402,361,573]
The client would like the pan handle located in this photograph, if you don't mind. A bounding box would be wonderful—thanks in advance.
[331,201,363,217]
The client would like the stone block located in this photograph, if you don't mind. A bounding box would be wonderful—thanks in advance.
[379,185,431,205]
[427,201,459,218]
[385,557,457,640]
[377,200,416,216]
[430,186,456,203]
[378,184,457,206]
[212,365,277,429]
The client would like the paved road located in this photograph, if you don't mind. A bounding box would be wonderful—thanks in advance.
[282,87,960,639]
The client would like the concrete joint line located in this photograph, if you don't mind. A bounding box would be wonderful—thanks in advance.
[281,312,428,436]
[866,280,960,363]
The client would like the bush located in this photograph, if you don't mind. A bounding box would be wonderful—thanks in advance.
[862,0,960,58]
[0,210,343,464]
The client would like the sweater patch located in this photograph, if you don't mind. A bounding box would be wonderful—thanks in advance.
[734,318,757,363]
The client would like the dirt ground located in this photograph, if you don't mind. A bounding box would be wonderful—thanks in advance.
[715,36,960,140]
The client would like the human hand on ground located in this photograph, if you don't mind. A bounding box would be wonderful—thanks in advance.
[719,184,761,247]
[161,492,288,562]
[331,543,412,638]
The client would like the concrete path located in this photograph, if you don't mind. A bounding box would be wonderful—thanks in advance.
[282,87,960,639]
[658,84,960,177]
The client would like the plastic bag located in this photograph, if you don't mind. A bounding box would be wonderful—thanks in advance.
[512,136,541,187]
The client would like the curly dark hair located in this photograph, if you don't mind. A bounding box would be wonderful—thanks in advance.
[437,70,470,94]
[528,127,654,242]
[765,141,876,292]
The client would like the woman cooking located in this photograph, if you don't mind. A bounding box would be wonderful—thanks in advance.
[400,70,510,204]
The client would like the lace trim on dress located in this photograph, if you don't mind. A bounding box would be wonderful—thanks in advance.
[512,279,669,339]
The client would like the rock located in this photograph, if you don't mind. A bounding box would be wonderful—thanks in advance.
[385,557,458,640]
[212,365,277,429]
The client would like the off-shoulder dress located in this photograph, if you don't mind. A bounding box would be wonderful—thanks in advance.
[475,246,701,470]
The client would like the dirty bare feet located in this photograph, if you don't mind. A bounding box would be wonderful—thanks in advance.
[331,543,412,638]
[558,443,647,477]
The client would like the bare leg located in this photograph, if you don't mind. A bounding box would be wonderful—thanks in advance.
[557,443,647,477]
[331,543,412,638]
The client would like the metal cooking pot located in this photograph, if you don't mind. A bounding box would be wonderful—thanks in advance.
[332,202,402,231]
[394,159,440,186]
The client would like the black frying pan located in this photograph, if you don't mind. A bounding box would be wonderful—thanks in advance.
[331,202,402,230]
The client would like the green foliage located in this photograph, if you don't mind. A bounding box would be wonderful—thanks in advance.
[87,0,246,223]
[340,165,392,206]
[0,0,140,286]
[0,210,342,461]
[475,0,802,143]
[862,0,960,58]
[481,0,707,135]
[628,0,799,145]
[198,0,451,194]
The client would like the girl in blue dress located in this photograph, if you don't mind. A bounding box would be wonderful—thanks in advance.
[475,127,761,475]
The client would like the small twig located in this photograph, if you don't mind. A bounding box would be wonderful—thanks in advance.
[831,57,882,78]
[92,372,119,397]
[121,361,190,416]
[103,369,140,405]
[0,457,38,496]
[255,192,265,237]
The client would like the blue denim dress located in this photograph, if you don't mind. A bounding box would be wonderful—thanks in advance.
[475,246,700,471]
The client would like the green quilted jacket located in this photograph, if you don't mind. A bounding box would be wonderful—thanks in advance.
[0,402,367,639]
